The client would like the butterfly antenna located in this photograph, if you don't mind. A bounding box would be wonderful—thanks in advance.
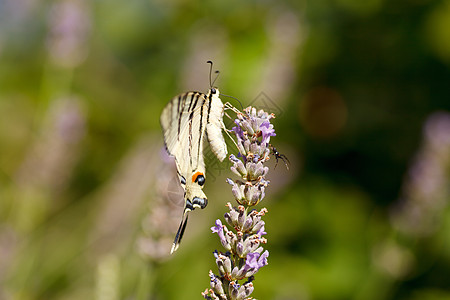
[207,60,213,87]
[212,70,220,87]
[220,93,244,111]
[207,60,220,88]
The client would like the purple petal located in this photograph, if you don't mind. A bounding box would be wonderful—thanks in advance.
[232,120,244,140]
[211,219,228,247]
[236,241,244,257]
[260,121,276,145]
[229,154,239,162]
[257,250,269,268]
[211,219,223,233]
[237,152,247,164]
[257,221,267,237]
[245,252,260,269]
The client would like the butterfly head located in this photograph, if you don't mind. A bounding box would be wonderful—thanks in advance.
[209,87,220,98]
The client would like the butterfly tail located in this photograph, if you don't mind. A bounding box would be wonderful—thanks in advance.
[170,211,189,254]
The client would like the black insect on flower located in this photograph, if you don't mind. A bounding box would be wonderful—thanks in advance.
[270,145,290,170]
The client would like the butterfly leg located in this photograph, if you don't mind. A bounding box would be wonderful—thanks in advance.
[224,110,234,121]
[221,119,239,150]
[223,102,240,122]
[220,103,240,151]
[224,102,242,115]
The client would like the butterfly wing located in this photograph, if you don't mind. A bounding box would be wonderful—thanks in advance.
[160,89,230,253]
[160,91,210,253]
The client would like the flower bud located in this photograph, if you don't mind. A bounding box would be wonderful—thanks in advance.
[225,231,236,252]
[224,212,234,227]
[242,236,260,256]
[237,282,254,299]
[253,162,266,179]
[249,143,261,157]
[245,185,262,206]
[224,203,239,227]
[245,162,256,180]
[252,220,266,237]
[227,179,246,204]
[237,141,246,156]
[215,253,233,276]
[231,266,240,280]
[242,215,254,232]
[236,241,244,257]
[241,120,254,135]
[222,254,232,275]
[241,139,250,154]
[216,257,226,276]
[237,205,245,228]
[229,281,240,300]
[209,271,225,295]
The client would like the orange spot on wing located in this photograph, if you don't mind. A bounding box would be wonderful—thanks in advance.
[192,171,203,183]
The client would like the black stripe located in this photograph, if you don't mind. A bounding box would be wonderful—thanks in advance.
[188,93,200,166]
[177,94,188,139]
[176,95,182,119]
[189,119,192,166]
[206,91,213,124]
[169,99,173,133]
[197,96,206,165]
[176,169,186,187]
[202,91,213,165]
[187,92,197,113]
[176,95,182,140]
[188,94,200,122]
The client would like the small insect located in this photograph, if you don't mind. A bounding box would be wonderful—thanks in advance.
[270,145,290,170]
[160,61,229,253]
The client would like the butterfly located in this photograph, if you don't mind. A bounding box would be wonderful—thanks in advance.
[160,70,229,253]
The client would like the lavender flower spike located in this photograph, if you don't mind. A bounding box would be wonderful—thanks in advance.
[204,106,279,300]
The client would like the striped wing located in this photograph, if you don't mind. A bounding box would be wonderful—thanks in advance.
[160,88,229,253]
[161,91,210,253]
[160,91,208,176]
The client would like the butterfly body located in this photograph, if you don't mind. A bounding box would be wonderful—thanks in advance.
[160,88,227,253]
[205,90,227,162]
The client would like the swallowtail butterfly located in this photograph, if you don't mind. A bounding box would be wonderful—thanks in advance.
[160,62,228,253]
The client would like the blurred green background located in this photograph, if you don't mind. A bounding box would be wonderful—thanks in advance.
[1,0,450,299]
